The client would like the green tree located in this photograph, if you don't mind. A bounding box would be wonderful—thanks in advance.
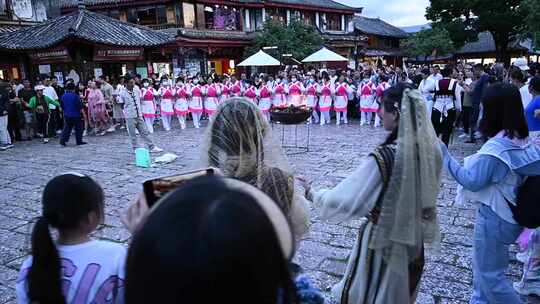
[245,20,323,61]
[426,0,526,64]
[522,0,540,49]
[401,27,455,60]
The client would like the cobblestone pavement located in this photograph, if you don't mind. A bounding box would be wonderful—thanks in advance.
[1,118,539,304]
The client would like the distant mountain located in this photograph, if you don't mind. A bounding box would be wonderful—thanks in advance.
[400,23,431,33]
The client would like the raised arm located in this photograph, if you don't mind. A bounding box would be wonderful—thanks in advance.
[310,156,382,222]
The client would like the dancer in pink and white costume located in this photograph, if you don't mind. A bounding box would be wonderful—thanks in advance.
[358,74,377,126]
[189,78,204,128]
[174,77,190,129]
[158,79,175,131]
[305,75,319,124]
[217,77,229,105]
[318,74,334,125]
[204,77,220,116]
[229,76,243,97]
[243,80,258,104]
[374,75,391,127]
[257,76,273,121]
[140,79,157,133]
[272,76,288,109]
[287,75,305,107]
[334,76,353,125]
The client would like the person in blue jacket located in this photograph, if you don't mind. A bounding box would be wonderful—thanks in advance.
[441,83,540,303]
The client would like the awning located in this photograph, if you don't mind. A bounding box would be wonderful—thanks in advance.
[302,47,348,63]
[238,50,281,67]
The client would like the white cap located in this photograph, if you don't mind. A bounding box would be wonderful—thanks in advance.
[35,85,45,90]
[515,57,530,71]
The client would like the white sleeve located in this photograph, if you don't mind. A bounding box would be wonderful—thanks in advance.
[114,246,127,304]
[455,84,463,111]
[16,257,33,304]
[312,156,382,222]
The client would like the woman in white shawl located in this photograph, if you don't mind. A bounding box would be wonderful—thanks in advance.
[200,97,311,241]
[302,83,443,303]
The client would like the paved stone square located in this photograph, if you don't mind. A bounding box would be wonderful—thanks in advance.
[0,119,538,304]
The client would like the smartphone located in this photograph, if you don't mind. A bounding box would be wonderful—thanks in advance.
[143,168,217,207]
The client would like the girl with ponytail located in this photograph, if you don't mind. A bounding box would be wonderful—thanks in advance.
[16,173,126,304]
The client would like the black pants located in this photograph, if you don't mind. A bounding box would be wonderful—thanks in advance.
[7,112,21,142]
[470,103,480,141]
[61,117,84,144]
[35,113,50,138]
[462,106,472,134]
[431,108,456,146]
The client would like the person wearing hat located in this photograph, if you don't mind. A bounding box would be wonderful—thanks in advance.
[27,85,60,143]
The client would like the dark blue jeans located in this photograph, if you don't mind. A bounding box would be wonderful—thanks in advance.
[61,117,83,144]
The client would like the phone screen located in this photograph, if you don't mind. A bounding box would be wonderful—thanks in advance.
[143,168,215,207]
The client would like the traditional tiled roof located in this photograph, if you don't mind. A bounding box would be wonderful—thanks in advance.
[0,9,172,50]
[61,0,360,12]
[361,48,402,57]
[267,0,360,11]
[457,31,529,54]
[353,16,408,39]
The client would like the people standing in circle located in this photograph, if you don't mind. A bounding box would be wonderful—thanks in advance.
[140,79,157,134]
[174,77,190,130]
[243,80,258,104]
[257,76,273,122]
[334,75,353,125]
[358,71,377,126]
[217,76,229,105]
[204,77,220,117]
[16,173,126,304]
[305,74,319,124]
[189,77,204,129]
[287,75,305,107]
[229,75,242,97]
[158,79,175,132]
[318,73,334,126]
[272,76,288,109]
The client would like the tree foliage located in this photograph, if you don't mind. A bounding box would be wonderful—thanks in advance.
[426,0,526,63]
[521,0,540,49]
[244,20,323,61]
[401,27,455,59]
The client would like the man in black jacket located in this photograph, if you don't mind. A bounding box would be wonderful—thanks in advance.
[0,78,13,150]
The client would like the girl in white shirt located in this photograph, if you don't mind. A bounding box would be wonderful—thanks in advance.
[17,173,126,304]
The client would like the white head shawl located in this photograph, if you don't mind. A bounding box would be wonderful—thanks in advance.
[369,88,443,277]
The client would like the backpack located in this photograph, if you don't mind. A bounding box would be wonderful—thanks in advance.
[507,176,540,228]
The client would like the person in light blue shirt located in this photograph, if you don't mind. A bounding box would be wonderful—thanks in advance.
[441,83,540,304]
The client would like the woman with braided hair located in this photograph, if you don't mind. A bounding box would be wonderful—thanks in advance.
[302,83,443,303]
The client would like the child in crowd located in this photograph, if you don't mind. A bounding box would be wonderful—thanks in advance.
[16,173,126,304]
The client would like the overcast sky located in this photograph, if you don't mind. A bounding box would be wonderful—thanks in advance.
[336,0,430,27]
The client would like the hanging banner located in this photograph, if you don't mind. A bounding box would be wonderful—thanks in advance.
[30,47,71,64]
[93,48,144,61]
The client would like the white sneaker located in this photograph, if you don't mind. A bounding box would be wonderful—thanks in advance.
[344,120,348,124]
[83,130,87,137]
[150,146,163,153]
[43,138,49,143]
[459,133,468,138]
[106,126,116,133]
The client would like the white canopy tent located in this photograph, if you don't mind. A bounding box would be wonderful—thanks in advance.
[238,50,281,66]
[302,47,348,63]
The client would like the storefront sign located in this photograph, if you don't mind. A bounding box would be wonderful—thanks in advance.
[94,68,103,78]
[38,64,51,75]
[93,48,144,61]
[30,48,71,64]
